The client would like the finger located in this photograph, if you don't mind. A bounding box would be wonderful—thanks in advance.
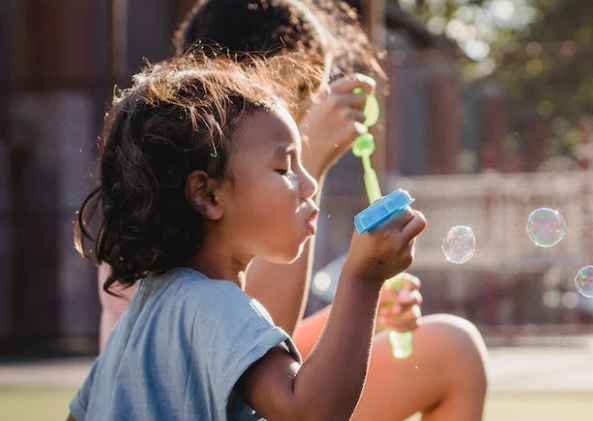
[347,109,366,124]
[400,210,427,240]
[393,273,421,291]
[330,73,376,95]
[383,206,416,232]
[378,298,396,310]
[395,290,424,311]
[381,291,420,316]
[335,92,368,110]
[394,306,422,331]
[380,309,418,332]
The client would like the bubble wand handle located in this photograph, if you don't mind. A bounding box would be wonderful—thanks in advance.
[361,155,382,205]
[384,275,414,359]
[352,92,413,359]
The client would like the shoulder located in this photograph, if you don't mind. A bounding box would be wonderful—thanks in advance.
[173,269,247,303]
[153,268,273,322]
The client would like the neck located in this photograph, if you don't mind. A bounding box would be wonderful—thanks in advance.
[186,238,252,290]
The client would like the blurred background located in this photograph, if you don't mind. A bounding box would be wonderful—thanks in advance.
[0,0,592,420]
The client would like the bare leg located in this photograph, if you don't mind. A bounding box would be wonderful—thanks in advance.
[352,314,488,421]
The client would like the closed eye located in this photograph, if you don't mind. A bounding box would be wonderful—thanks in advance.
[275,151,295,177]
[276,168,295,177]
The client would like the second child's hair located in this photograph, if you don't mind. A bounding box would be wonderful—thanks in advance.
[75,53,319,293]
[173,0,384,80]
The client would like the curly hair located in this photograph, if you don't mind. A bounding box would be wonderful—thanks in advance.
[301,0,385,79]
[173,0,384,80]
[75,53,318,292]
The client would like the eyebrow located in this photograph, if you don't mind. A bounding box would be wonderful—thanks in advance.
[273,143,297,157]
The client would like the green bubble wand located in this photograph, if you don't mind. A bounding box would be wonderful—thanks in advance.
[352,89,413,359]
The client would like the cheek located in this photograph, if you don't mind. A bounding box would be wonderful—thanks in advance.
[231,168,300,220]
[255,193,297,222]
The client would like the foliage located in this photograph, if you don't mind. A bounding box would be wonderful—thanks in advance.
[391,0,593,158]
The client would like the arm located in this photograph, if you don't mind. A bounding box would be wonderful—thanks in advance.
[239,274,383,421]
[245,74,376,336]
[293,273,423,359]
[237,208,427,421]
[65,415,76,421]
[98,263,135,350]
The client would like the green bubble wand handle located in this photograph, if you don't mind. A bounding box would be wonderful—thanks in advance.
[383,275,414,359]
[352,90,413,359]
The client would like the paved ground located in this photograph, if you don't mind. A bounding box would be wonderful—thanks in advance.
[488,344,593,391]
[1,336,593,391]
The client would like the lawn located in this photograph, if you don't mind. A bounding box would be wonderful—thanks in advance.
[0,387,76,421]
[1,387,591,421]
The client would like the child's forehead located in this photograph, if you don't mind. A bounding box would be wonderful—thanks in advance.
[235,105,301,152]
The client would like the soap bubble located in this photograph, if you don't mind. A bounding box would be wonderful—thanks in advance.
[575,266,593,298]
[526,208,566,248]
[442,225,476,264]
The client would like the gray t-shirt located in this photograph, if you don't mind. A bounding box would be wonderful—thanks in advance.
[70,268,300,421]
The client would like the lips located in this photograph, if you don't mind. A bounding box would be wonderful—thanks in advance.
[306,209,319,235]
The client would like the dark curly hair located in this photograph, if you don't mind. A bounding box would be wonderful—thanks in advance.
[173,0,384,80]
[75,53,318,292]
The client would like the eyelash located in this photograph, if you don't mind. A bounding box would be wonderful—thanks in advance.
[277,153,297,176]
[277,168,295,176]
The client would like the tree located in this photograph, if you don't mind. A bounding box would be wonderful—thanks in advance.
[392,0,593,159]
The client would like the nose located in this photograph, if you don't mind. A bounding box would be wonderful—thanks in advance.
[299,165,318,200]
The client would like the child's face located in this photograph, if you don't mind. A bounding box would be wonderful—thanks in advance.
[219,104,319,264]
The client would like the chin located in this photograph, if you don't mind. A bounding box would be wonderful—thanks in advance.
[266,241,307,265]
[287,240,309,262]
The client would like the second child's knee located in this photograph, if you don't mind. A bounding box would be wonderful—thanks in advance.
[418,314,489,391]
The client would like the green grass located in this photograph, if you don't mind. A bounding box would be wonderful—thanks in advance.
[0,387,76,421]
[1,387,591,421]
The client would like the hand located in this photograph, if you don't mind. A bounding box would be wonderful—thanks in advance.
[376,273,423,333]
[299,73,376,179]
[343,207,427,287]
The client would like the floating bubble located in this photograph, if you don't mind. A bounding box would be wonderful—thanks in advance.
[526,208,566,248]
[442,225,476,264]
[575,266,593,298]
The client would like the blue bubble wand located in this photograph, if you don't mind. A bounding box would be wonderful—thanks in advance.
[352,91,414,359]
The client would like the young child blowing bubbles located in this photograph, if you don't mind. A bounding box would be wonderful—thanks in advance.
[68,52,426,421]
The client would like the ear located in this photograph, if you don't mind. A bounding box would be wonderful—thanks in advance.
[185,170,225,220]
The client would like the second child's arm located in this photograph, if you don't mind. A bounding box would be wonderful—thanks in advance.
[236,208,426,421]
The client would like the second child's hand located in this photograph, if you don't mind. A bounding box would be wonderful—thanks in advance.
[299,74,376,180]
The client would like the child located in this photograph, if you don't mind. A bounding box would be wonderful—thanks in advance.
[68,53,426,420]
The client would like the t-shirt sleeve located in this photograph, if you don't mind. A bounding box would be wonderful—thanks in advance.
[69,356,100,421]
[195,283,301,406]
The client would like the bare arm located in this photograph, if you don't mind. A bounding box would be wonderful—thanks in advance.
[293,273,423,359]
[66,414,76,421]
[97,263,135,350]
[238,271,383,421]
[245,75,376,336]
[237,209,427,420]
